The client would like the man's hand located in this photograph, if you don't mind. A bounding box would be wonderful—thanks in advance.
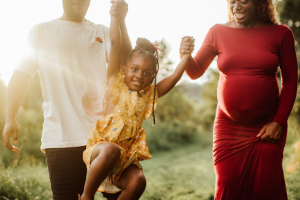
[256,121,283,143]
[110,0,128,22]
[2,119,20,154]
[180,36,195,57]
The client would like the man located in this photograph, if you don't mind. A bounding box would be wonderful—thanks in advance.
[2,0,131,199]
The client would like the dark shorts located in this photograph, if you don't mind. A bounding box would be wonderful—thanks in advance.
[45,146,87,200]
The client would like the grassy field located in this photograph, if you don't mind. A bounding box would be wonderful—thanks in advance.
[141,145,215,200]
[1,143,300,200]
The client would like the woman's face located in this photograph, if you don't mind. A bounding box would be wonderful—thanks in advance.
[229,0,258,26]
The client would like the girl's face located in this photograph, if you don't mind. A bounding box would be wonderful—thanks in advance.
[123,54,155,91]
[229,0,258,26]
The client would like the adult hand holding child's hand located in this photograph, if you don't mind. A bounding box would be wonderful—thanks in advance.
[2,119,20,154]
[110,0,128,22]
[180,36,195,57]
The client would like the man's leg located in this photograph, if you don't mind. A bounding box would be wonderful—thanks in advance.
[45,146,87,200]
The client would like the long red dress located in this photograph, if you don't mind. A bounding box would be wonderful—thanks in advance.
[185,24,298,200]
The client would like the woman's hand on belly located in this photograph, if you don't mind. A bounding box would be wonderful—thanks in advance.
[256,121,283,143]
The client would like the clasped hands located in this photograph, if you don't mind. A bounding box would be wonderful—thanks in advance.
[180,36,195,57]
[110,0,128,22]
[257,121,283,143]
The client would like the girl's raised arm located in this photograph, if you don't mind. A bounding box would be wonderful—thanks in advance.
[106,16,121,85]
[156,54,191,98]
[156,37,195,98]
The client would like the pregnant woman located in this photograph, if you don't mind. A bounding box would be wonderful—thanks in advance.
[180,0,298,199]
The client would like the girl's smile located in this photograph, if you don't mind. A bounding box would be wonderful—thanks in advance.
[123,55,155,91]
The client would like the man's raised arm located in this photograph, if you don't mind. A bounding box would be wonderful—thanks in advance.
[110,0,132,65]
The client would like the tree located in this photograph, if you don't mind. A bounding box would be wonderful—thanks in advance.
[197,69,219,131]
[277,0,300,46]
[153,38,174,82]
[143,39,205,151]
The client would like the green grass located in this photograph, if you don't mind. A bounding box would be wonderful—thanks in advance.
[0,164,52,200]
[141,145,215,200]
[1,143,300,200]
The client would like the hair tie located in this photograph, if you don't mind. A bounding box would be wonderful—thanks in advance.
[151,44,165,54]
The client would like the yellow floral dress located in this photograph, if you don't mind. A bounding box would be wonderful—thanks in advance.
[83,70,157,194]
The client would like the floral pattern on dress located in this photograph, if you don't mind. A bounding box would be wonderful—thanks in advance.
[83,70,157,193]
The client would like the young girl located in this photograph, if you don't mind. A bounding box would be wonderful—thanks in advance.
[80,15,194,200]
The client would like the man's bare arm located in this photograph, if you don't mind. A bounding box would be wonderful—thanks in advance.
[2,71,30,154]
[120,20,132,66]
[110,1,132,66]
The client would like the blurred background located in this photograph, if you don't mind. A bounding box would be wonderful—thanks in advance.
[1,0,300,199]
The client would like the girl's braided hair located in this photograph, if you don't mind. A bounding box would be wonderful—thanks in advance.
[227,0,280,25]
[124,38,159,125]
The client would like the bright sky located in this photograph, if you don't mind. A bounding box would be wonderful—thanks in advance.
[0,0,228,86]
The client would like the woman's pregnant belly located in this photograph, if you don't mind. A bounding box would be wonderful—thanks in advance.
[217,73,280,125]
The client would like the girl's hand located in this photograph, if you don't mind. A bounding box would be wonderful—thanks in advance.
[180,36,195,56]
[256,121,283,143]
[110,0,128,22]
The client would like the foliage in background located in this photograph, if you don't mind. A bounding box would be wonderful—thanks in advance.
[0,74,45,168]
[2,144,300,200]
[0,164,52,200]
[0,78,6,131]
[277,0,300,126]
[196,69,219,132]
[143,85,202,152]
[154,39,174,82]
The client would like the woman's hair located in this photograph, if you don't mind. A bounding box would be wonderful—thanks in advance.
[125,38,160,125]
[227,0,280,25]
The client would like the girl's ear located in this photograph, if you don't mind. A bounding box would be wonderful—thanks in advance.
[122,65,126,74]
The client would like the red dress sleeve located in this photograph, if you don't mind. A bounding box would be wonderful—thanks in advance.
[274,29,299,126]
[185,28,218,80]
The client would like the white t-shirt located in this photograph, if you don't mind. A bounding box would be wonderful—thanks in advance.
[15,19,110,151]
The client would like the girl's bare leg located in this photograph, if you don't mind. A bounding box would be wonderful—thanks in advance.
[81,143,121,200]
[112,164,146,200]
